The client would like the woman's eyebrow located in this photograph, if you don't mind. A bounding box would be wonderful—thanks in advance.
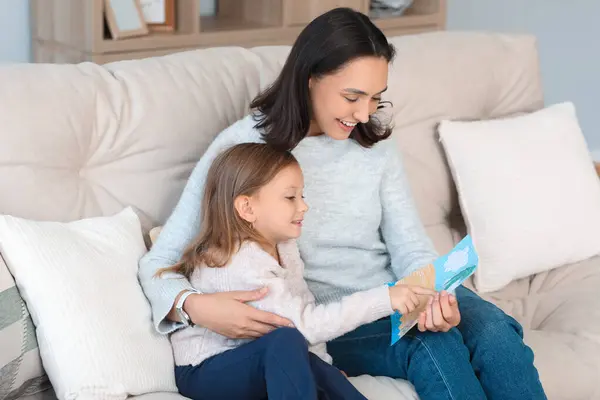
[342,87,388,95]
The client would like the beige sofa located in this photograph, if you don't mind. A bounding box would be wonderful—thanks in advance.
[1,31,599,400]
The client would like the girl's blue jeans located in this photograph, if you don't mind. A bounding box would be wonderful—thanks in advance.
[175,327,367,400]
[327,285,547,400]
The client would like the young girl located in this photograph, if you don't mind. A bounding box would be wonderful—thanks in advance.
[159,143,434,400]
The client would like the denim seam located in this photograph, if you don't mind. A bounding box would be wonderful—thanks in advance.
[410,335,457,400]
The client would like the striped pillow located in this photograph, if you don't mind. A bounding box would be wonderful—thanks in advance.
[0,252,50,399]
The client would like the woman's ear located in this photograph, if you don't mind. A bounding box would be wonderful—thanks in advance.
[234,195,256,223]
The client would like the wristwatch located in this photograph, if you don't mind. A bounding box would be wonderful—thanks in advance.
[175,289,199,327]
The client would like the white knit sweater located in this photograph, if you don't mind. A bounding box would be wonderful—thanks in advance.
[169,239,394,367]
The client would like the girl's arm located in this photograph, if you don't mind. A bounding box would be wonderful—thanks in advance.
[243,246,394,345]
[378,140,439,280]
[138,116,264,334]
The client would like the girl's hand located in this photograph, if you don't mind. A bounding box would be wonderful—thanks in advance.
[388,284,435,315]
[418,290,460,332]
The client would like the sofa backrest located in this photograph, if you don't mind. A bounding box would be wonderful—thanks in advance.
[0,31,543,254]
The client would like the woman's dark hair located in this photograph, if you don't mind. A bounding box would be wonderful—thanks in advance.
[250,7,396,151]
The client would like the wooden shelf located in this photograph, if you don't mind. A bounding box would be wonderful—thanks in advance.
[98,31,199,53]
[200,15,278,33]
[373,14,441,30]
[371,0,445,32]
[283,0,368,26]
[31,0,446,64]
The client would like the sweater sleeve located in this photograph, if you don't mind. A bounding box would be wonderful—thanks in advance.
[379,141,439,281]
[245,247,393,345]
[138,116,264,334]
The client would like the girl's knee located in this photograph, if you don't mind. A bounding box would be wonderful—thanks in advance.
[267,327,308,349]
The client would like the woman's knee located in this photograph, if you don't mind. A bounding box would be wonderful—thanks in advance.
[457,287,524,340]
[458,302,531,363]
[468,317,529,358]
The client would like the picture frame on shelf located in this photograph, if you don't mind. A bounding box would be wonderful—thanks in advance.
[139,0,176,32]
[104,0,149,39]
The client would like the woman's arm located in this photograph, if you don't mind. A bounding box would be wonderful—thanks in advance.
[138,116,292,334]
[378,141,439,280]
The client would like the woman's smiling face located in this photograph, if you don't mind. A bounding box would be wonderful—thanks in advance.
[308,56,389,140]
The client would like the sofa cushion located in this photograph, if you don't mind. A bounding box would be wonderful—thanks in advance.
[479,255,600,400]
[0,208,178,399]
[0,47,264,235]
[438,102,600,293]
[0,254,50,400]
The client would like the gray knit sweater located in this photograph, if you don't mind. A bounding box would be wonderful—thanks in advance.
[138,114,438,334]
[170,240,393,366]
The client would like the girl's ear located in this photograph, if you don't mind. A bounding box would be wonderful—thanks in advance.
[234,195,256,223]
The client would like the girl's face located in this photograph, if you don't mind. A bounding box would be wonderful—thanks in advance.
[308,56,389,140]
[244,164,308,245]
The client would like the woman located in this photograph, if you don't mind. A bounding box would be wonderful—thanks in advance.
[139,7,546,400]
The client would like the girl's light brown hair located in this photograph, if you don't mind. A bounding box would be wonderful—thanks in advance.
[157,143,299,279]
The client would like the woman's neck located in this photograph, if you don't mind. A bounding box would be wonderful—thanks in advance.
[308,119,323,137]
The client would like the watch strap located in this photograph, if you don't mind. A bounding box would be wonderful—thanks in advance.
[176,289,199,327]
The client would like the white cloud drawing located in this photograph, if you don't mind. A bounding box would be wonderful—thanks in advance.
[444,246,469,272]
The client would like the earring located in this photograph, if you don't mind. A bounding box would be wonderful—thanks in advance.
[377,100,393,110]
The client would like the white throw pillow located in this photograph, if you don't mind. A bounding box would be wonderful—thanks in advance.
[0,208,177,400]
[439,102,600,293]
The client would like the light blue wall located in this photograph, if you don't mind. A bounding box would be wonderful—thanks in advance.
[0,0,30,63]
[447,0,600,154]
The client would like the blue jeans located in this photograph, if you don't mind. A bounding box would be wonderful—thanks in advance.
[175,327,367,400]
[328,286,547,400]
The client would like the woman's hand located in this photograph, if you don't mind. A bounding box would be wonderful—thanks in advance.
[183,288,293,339]
[417,290,460,333]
